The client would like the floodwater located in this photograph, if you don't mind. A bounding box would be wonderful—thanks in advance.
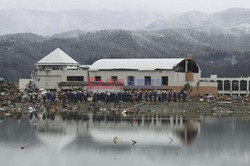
[0,114,250,166]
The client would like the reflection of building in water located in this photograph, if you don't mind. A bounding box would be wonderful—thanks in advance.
[0,118,40,144]
[92,114,200,145]
[36,119,79,150]
[176,119,199,146]
[35,114,200,151]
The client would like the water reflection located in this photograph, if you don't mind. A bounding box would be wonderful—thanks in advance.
[34,114,200,151]
[0,116,250,166]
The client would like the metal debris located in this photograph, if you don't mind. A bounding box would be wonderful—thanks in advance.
[169,137,173,144]
[113,137,122,144]
[132,140,137,145]
[21,143,29,149]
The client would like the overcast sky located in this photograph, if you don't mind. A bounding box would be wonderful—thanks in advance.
[0,0,250,13]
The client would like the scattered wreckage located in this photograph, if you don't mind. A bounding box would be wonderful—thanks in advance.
[1,78,250,120]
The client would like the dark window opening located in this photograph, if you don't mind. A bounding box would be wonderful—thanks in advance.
[232,80,239,91]
[127,76,135,86]
[39,65,63,70]
[67,76,84,82]
[95,76,101,82]
[217,80,223,91]
[162,76,168,86]
[145,76,151,86]
[240,80,247,91]
[249,81,250,91]
[52,66,63,70]
[224,80,230,91]
[111,76,118,82]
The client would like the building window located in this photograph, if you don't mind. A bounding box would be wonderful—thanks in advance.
[217,80,223,91]
[232,80,239,91]
[240,80,247,91]
[127,76,134,86]
[145,76,151,86]
[162,76,168,86]
[224,80,230,91]
[52,66,63,70]
[67,76,84,81]
[111,76,118,82]
[95,76,101,82]
[249,81,250,91]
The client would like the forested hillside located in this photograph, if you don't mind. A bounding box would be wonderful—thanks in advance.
[1,29,250,81]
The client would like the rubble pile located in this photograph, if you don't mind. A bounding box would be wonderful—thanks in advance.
[1,79,250,120]
[0,80,24,118]
[0,80,92,120]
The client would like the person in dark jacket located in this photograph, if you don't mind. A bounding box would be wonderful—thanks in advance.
[154,91,157,102]
[168,91,172,102]
[92,92,97,104]
[173,91,177,102]
[149,91,152,101]
[145,91,148,101]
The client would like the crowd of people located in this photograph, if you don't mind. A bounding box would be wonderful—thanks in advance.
[28,90,188,105]
[92,90,188,103]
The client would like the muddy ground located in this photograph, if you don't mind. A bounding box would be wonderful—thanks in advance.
[1,100,250,120]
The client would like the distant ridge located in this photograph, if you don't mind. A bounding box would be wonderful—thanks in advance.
[147,8,250,34]
[1,8,250,35]
[1,29,250,81]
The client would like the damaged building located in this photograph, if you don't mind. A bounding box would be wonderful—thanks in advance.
[203,75,250,96]
[88,54,217,95]
[19,48,217,96]
[30,48,89,91]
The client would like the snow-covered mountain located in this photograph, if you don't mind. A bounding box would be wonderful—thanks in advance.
[2,29,250,81]
[2,8,250,35]
[147,8,250,34]
[0,9,165,35]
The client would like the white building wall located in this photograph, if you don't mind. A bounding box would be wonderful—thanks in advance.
[36,75,62,90]
[35,69,88,90]
[193,72,201,83]
[19,79,32,90]
[33,68,204,91]
[88,70,200,86]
